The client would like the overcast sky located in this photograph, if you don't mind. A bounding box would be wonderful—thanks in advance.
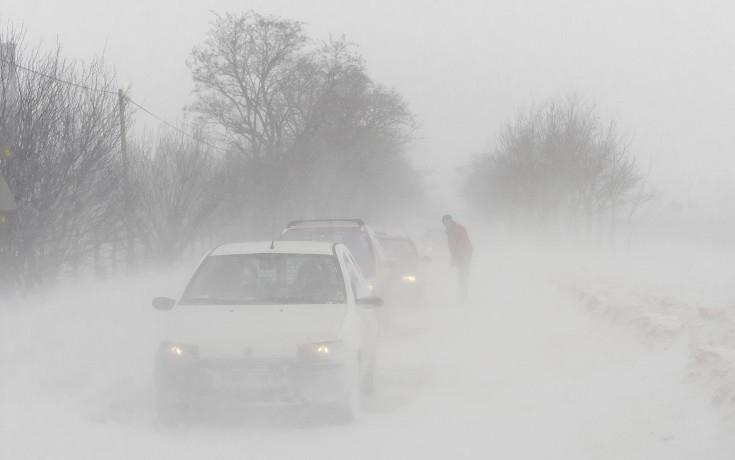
[4,0,735,212]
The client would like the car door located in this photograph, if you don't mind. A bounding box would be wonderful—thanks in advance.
[339,246,378,372]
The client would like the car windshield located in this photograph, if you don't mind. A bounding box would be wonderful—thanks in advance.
[279,228,373,267]
[180,253,346,305]
[378,238,418,263]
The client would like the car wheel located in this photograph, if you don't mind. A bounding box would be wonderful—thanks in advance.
[156,401,181,425]
[332,361,361,424]
[362,355,376,395]
[377,306,391,332]
[155,388,184,424]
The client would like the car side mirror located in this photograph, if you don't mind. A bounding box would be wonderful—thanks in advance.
[152,297,176,310]
[421,256,432,264]
[356,296,383,308]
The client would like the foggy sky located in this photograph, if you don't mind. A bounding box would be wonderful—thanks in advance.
[4,0,735,211]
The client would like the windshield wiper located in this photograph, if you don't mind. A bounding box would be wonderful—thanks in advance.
[181,296,252,305]
[259,297,316,304]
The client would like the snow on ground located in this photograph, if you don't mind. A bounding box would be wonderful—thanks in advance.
[564,237,735,434]
[1,233,734,459]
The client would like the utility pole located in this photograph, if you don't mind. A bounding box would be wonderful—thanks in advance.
[118,89,135,272]
[0,172,16,214]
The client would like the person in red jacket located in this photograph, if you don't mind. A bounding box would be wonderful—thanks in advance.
[442,214,473,303]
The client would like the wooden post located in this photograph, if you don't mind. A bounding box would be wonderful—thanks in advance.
[111,231,117,276]
[118,89,135,272]
[93,227,101,280]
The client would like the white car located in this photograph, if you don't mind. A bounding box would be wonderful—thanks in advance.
[152,241,381,423]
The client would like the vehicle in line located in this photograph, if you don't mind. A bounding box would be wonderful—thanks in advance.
[377,234,431,304]
[152,241,381,423]
[418,228,449,263]
[277,219,389,301]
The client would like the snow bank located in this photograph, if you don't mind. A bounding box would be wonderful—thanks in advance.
[562,240,735,430]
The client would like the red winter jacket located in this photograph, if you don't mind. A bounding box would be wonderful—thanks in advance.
[446,223,473,261]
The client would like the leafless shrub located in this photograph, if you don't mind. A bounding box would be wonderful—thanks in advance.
[128,127,225,264]
[0,29,123,291]
[462,95,652,238]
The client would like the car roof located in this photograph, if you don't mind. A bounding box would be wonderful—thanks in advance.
[377,234,414,242]
[210,241,339,256]
[286,219,366,229]
[424,229,445,237]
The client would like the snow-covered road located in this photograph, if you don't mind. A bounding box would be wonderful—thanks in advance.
[2,238,733,459]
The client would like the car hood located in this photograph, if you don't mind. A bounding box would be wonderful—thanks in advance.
[161,303,347,360]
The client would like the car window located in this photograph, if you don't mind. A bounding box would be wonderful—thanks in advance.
[180,254,346,305]
[424,229,445,239]
[378,238,418,263]
[280,228,374,268]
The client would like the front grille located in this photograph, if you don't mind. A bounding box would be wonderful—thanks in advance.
[158,357,346,405]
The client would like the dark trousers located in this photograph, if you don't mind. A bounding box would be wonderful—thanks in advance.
[456,255,471,303]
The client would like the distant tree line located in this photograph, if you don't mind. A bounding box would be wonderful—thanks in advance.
[0,13,423,295]
[461,95,652,238]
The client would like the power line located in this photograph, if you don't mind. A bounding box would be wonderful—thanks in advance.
[2,56,229,156]
[124,97,227,155]
[1,57,118,96]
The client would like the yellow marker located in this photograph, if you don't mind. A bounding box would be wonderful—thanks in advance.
[0,215,5,224]
[4,148,10,157]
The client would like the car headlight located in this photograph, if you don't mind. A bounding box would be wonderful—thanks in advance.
[402,275,417,283]
[159,341,199,359]
[297,341,345,361]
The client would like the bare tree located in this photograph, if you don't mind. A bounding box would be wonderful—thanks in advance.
[0,30,123,291]
[304,76,419,219]
[462,95,651,237]
[189,13,421,227]
[128,128,225,264]
[189,12,307,161]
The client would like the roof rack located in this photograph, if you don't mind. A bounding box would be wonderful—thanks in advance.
[286,218,365,228]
